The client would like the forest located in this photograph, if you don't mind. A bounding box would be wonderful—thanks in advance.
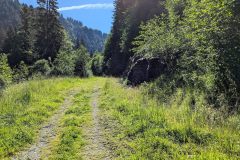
[105,0,240,112]
[0,0,240,159]
[0,0,105,85]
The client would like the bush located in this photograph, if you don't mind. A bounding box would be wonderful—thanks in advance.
[0,53,12,89]
[30,59,51,77]
[13,61,29,83]
[51,45,91,77]
[74,46,91,77]
[132,0,240,111]
[91,53,104,76]
[52,50,75,76]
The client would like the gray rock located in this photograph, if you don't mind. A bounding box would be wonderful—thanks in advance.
[126,57,166,85]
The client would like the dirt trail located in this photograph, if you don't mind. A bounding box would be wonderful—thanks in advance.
[12,90,78,160]
[82,88,112,160]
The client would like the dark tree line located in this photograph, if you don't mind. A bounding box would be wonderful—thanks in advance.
[104,0,165,76]
[3,0,63,67]
[0,0,21,47]
[0,0,103,89]
[34,0,64,61]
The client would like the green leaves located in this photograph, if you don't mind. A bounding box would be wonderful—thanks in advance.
[0,53,12,88]
[131,0,240,109]
[133,16,182,60]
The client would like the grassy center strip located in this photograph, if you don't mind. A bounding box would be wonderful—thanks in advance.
[44,84,93,160]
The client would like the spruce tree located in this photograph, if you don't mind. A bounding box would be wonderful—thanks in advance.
[103,0,126,75]
[18,4,34,64]
[48,0,63,58]
[35,0,63,60]
[3,5,34,66]
[34,0,47,60]
[104,0,165,76]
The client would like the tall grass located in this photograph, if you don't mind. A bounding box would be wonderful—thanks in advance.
[1,77,239,159]
[100,79,240,159]
[0,78,86,158]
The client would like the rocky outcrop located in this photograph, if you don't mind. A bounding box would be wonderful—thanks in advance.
[126,57,166,85]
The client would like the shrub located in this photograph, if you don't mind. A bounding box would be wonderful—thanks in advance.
[52,50,75,76]
[132,0,240,111]
[74,46,91,77]
[51,45,91,77]
[30,59,51,76]
[91,53,104,76]
[0,53,12,88]
[13,61,29,83]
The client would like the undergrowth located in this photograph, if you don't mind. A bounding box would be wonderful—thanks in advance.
[1,77,239,159]
[100,79,240,159]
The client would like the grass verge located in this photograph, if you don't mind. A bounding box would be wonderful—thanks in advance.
[99,79,240,160]
[0,78,88,158]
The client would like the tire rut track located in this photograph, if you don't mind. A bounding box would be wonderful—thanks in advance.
[12,90,79,160]
[82,88,112,160]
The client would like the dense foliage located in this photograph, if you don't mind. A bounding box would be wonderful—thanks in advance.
[91,53,104,76]
[0,0,21,47]
[13,61,29,83]
[52,32,91,77]
[3,5,35,66]
[0,0,106,72]
[2,0,63,66]
[34,0,64,60]
[103,0,164,75]
[104,0,240,111]
[0,0,100,84]
[30,59,51,76]
[74,46,91,77]
[0,54,12,89]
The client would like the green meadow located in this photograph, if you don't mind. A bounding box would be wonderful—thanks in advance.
[0,78,239,159]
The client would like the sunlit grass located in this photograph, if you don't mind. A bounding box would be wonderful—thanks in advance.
[0,77,90,158]
[45,91,91,160]
[1,77,239,159]
[43,77,106,160]
[99,79,240,159]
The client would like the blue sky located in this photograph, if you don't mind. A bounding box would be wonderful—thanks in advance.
[19,0,114,33]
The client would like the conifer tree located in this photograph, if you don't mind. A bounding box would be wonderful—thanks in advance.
[34,0,46,60]
[35,0,63,60]
[104,0,163,76]
[3,5,34,66]
[18,5,34,64]
[103,0,126,75]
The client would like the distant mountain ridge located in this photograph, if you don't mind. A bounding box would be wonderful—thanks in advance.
[59,15,108,53]
[0,0,107,53]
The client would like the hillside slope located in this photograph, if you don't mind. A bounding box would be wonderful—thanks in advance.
[60,16,108,53]
[0,0,107,53]
[0,0,21,47]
